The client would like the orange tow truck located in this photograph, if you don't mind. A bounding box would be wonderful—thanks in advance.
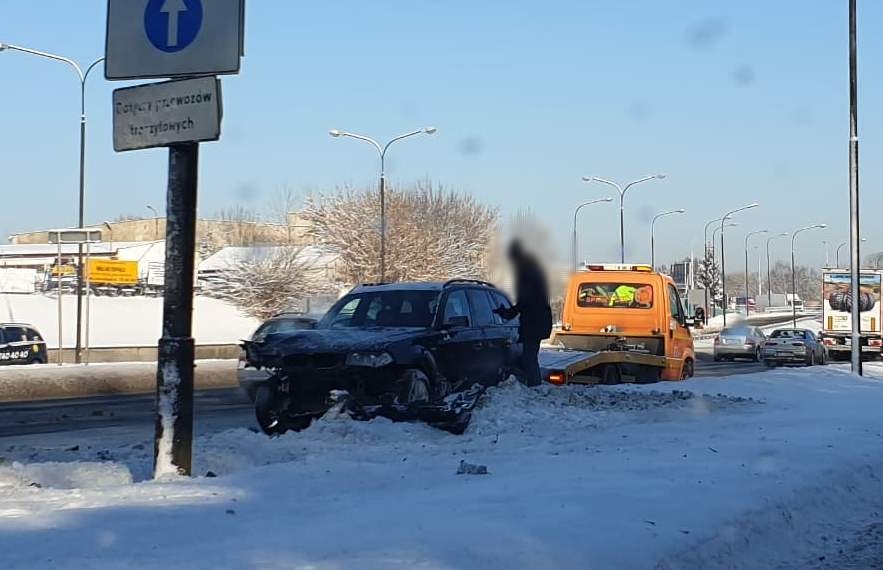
[540,264,696,385]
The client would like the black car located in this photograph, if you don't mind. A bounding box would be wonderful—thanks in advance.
[242,280,520,434]
[0,323,48,365]
[238,312,322,400]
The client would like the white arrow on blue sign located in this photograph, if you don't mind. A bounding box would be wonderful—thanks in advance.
[105,0,243,80]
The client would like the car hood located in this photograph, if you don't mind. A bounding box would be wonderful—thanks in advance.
[256,327,425,356]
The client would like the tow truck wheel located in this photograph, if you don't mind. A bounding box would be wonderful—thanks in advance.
[255,385,292,436]
[681,359,694,380]
[397,369,431,404]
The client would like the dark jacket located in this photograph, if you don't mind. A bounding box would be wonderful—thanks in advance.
[501,255,553,342]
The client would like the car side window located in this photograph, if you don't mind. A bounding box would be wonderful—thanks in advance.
[25,328,42,342]
[443,290,471,325]
[490,291,515,325]
[4,327,26,343]
[668,285,685,324]
[467,289,495,327]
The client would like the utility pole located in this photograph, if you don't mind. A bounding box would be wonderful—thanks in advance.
[848,0,862,375]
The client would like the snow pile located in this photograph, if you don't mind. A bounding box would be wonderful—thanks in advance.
[0,461,133,490]
[3,366,883,568]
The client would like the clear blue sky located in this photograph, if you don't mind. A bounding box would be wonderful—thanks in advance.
[2,1,882,269]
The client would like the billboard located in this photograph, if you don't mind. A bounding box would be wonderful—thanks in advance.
[87,259,139,285]
[822,272,882,333]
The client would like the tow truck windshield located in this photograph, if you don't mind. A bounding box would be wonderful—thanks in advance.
[577,282,654,309]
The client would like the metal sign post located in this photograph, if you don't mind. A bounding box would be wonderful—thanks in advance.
[154,142,199,477]
[848,0,862,376]
[106,0,243,478]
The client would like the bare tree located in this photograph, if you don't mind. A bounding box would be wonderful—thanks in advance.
[207,247,332,320]
[303,181,498,283]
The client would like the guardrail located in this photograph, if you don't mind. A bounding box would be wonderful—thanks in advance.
[47,343,241,364]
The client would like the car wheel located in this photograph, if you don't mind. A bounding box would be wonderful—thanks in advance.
[681,359,694,380]
[255,385,293,436]
[806,351,815,367]
[765,360,777,368]
[713,354,722,362]
[397,369,431,405]
[753,347,761,362]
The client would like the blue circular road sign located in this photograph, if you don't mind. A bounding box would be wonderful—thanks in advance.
[144,0,204,53]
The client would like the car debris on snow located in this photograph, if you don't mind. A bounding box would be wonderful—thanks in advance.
[457,460,488,475]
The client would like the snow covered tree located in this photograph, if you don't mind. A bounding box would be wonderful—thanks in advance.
[302,181,498,283]
[208,247,332,320]
[696,250,722,304]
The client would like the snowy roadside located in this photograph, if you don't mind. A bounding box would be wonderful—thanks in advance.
[2,365,883,569]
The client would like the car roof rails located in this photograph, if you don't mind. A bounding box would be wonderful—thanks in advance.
[443,279,495,289]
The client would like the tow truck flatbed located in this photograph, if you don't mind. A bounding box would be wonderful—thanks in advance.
[539,347,670,385]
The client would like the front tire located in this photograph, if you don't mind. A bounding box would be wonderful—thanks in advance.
[255,385,286,435]
[681,359,694,380]
[397,369,431,404]
[806,352,815,367]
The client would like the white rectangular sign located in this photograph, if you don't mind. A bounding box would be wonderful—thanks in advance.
[105,0,243,80]
[113,76,222,152]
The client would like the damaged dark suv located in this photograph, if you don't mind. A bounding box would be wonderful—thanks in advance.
[242,280,520,434]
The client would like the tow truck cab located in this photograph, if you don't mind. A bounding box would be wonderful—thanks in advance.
[558,264,695,381]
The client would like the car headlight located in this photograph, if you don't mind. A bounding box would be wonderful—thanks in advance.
[346,351,394,368]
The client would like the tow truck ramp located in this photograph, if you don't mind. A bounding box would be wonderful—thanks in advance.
[539,348,670,385]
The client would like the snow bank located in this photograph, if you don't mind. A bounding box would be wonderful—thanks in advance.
[3,366,883,568]
[0,293,259,347]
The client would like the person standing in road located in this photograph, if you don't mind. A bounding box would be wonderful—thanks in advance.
[495,240,553,387]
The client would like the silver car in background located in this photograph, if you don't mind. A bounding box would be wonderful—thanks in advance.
[713,325,767,362]
[762,328,827,367]
[238,313,321,400]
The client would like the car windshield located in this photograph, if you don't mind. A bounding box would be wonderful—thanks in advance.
[321,290,440,329]
[722,327,752,336]
[577,282,654,309]
[253,318,315,339]
[771,329,807,339]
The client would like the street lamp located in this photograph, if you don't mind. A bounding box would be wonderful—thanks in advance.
[2,43,104,364]
[709,222,737,317]
[791,224,827,327]
[765,233,789,309]
[743,230,768,314]
[650,209,686,269]
[720,203,759,327]
[836,238,866,268]
[572,197,613,269]
[329,127,437,281]
[146,205,160,239]
[582,174,666,263]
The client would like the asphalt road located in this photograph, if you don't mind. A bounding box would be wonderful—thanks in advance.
[0,348,773,439]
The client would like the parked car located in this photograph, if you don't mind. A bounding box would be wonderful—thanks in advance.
[762,328,827,367]
[238,313,321,400]
[0,323,47,365]
[713,325,767,362]
[241,280,519,435]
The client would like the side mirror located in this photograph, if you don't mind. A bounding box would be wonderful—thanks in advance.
[443,315,470,329]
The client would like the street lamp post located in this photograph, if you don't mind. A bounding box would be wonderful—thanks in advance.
[823,240,831,267]
[650,209,686,269]
[329,127,437,282]
[1,43,104,364]
[720,203,760,328]
[744,230,768,315]
[790,224,827,327]
[702,217,726,322]
[765,233,789,309]
[582,174,666,263]
[836,238,866,268]
[572,197,613,269]
[710,223,737,317]
[875,253,883,269]
[146,205,160,239]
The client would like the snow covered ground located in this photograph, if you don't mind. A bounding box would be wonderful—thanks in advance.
[0,293,259,347]
[2,365,883,569]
